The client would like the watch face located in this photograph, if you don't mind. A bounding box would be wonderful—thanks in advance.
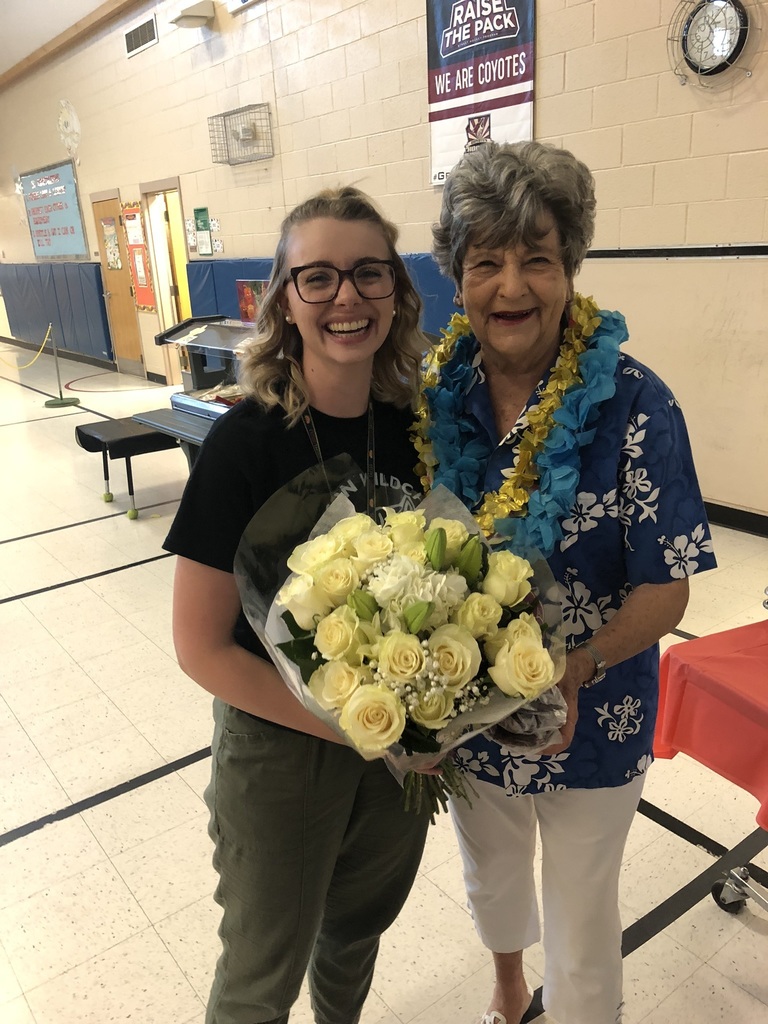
[682,0,749,76]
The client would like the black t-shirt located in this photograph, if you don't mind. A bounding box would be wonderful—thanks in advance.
[163,398,422,658]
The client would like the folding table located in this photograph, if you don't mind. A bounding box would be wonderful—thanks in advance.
[655,619,768,913]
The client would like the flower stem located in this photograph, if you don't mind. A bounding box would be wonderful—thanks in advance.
[402,760,475,824]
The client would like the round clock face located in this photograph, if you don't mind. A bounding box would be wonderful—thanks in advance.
[682,0,749,75]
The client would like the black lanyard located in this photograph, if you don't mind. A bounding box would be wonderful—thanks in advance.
[302,403,376,519]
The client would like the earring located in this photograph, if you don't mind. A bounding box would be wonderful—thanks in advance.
[285,313,294,324]
[392,308,398,316]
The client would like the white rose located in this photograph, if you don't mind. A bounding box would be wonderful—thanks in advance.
[505,612,542,645]
[488,637,555,699]
[351,529,394,574]
[314,606,366,664]
[314,558,360,606]
[410,689,455,731]
[428,623,482,690]
[327,513,376,548]
[481,550,534,607]
[308,661,371,710]
[339,683,407,752]
[452,591,503,639]
[397,541,427,564]
[386,509,427,553]
[287,533,345,577]
[385,509,426,531]
[429,517,469,563]
[484,612,542,663]
[276,574,333,631]
[376,631,426,683]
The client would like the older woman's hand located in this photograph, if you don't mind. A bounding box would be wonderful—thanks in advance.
[539,647,596,754]
[407,755,446,776]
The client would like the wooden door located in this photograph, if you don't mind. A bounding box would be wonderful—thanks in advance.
[92,197,144,377]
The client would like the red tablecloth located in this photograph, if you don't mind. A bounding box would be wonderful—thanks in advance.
[654,620,768,830]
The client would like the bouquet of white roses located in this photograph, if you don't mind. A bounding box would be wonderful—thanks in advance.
[248,486,566,817]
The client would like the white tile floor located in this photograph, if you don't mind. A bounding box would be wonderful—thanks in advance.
[1,338,767,1024]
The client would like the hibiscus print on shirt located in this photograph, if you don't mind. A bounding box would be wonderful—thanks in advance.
[659,524,714,579]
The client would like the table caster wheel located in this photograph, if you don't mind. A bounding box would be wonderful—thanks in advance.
[711,879,746,914]
[103,492,114,503]
[126,508,139,520]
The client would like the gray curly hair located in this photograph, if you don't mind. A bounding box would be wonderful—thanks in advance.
[432,140,596,287]
[238,186,427,424]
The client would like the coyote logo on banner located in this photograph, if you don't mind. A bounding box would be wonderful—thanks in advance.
[427,0,534,185]
[465,114,492,151]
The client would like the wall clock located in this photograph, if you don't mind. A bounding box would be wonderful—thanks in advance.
[682,0,749,75]
[668,0,757,86]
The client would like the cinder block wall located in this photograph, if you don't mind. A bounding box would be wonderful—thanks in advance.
[0,0,766,512]
[1,0,765,260]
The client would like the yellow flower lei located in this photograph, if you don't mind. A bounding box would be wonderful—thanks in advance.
[413,293,604,538]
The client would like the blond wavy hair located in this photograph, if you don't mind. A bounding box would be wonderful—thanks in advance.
[238,186,427,424]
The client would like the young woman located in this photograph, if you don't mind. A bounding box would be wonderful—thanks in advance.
[164,187,431,1024]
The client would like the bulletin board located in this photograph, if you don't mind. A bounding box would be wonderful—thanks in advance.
[20,159,89,259]
[121,202,156,311]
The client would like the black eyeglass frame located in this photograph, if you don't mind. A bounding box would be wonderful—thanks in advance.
[287,260,398,304]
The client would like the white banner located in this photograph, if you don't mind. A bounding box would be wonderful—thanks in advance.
[427,0,535,186]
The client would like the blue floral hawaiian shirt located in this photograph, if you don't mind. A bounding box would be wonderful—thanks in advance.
[455,351,717,794]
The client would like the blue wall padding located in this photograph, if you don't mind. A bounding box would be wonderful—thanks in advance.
[402,253,456,338]
[186,254,456,338]
[76,264,113,359]
[185,261,218,316]
[0,262,113,360]
[186,258,273,320]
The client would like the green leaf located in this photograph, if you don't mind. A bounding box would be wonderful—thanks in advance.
[276,637,325,685]
[455,534,483,586]
[403,600,434,634]
[425,527,447,570]
[346,589,379,621]
[399,722,442,754]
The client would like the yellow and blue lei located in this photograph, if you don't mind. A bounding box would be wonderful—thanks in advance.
[412,293,628,559]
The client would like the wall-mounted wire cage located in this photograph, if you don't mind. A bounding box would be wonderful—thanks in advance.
[208,103,273,165]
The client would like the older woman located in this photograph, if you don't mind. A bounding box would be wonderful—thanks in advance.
[415,142,716,1024]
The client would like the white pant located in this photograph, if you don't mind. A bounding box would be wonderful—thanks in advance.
[449,774,645,1024]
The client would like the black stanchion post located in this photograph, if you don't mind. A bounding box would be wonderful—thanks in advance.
[44,324,81,408]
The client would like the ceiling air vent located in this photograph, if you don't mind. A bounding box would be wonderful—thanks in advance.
[125,15,158,57]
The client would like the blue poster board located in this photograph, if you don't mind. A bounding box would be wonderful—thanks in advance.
[20,160,89,260]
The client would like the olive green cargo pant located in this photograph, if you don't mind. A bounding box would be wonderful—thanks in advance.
[204,701,429,1024]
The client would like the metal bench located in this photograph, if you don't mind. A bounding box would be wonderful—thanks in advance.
[75,418,179,519]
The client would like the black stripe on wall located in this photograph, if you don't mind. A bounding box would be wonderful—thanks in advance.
[587,244,768,260]
[704,501,768,539]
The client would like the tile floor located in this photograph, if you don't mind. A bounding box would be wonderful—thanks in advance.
[1,339,767,1024]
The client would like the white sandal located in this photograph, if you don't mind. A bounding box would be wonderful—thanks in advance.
[481,1014,507,1024]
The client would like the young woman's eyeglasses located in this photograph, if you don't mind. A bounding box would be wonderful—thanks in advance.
[288,261,397,304]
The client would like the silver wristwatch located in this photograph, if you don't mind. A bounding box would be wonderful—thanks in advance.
[580,640,607,687]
